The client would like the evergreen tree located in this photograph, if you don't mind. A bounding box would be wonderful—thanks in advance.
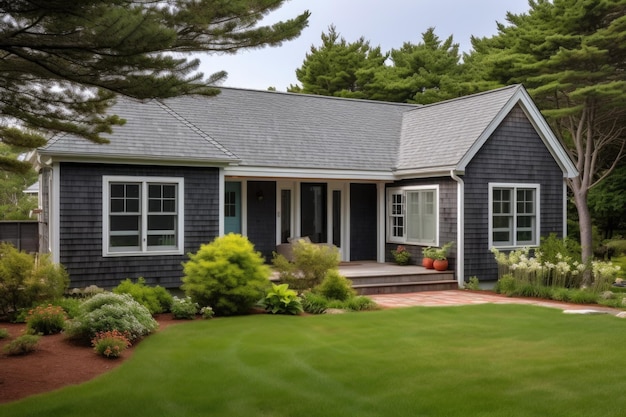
[0,0,309,172]
[362,28,464,104]
[288,25,387,98]
[467,0,626,269]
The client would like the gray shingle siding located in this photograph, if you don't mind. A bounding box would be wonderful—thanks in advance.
[58,163,219,289]
[463,105,565,282]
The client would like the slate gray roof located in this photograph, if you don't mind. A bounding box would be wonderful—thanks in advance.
[39,97,240,164]
[396,84,522,173]
[39,84,566,177]
[162,88,415,172]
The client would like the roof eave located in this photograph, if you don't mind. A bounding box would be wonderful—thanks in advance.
[225,165,396,181]
[36,151,239,168]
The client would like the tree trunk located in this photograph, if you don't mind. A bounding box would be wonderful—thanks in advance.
[572,186,593,285]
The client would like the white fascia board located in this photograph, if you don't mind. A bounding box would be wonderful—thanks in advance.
[224,166,396,181]
[36,153,235,167]
[392,167,462,179]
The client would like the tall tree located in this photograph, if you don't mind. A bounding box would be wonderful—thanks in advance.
[288,25,387,97]
[0,0,309,173]
[468,0,626,270]
[361,27,464,104]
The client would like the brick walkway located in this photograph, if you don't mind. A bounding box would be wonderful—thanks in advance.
[369,290,623,315]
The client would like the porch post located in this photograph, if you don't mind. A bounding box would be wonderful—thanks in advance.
[377,182,386,263]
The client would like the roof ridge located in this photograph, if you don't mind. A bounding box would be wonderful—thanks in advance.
[213,85,421,109]
[406,84,522,112]
[153,100,240,160]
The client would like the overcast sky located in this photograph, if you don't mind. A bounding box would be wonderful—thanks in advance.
[197,0,531,91]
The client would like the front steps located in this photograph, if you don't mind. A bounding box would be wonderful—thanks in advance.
[339,262,458,295]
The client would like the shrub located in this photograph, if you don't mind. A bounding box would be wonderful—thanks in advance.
[26,304,67,335]
[66,292,158,344]
[261,283,303,315]
[200,306,214,319]
[0,243,69,319]
[4,334,40,356]
[51,297,82,319]
[567,289,599,305]
[272,240,340,291]
[113,277,173,314]
[91,330,131,359]
[300,290,378,314]
[301,291,329,314]
[494,274,517,296]
[550,287,571,302]
[316,270,355,301]
[171,296,198,319]
[344,295,379,311]
[466,276,480,290]
[182,234,270,316]
[0,328,8,339]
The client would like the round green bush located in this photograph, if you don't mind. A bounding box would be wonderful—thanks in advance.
[113,277,173,314]
[182,234,270,316]
[66,292,158,344]
[316,270,355,301]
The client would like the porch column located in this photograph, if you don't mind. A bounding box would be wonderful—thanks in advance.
[377,182,386,263]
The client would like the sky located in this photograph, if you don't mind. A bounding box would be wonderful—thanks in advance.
[197,0,532,91]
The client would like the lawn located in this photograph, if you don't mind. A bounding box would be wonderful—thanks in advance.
[2,304,626,417]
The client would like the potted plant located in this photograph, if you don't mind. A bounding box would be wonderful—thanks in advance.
[391,245,411,265]
[421,247,436,269]
[432,242,454,271]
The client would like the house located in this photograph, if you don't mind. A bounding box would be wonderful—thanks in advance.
[33,84,577,289]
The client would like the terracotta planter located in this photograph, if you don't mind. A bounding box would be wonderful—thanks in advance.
[422,257,434,269]
[433,259,448,271]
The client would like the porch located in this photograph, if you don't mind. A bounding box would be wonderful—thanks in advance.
[339,262,457,295]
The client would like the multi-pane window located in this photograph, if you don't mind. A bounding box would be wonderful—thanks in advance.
[104,176,184,255]
[387,186,438,245]
[225,190,237,217]
[490,184,539,248]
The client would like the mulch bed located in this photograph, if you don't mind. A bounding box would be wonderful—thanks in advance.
[0,314,181,404]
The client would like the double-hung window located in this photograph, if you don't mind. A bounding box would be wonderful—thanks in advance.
[489,183,539,248]
[387,186,438,245]
[103,176,184,256]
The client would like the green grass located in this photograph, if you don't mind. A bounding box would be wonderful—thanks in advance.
[3,305,626,416]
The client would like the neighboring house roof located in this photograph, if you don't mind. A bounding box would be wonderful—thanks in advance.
[37,85,577,179]
[23,182,38,195]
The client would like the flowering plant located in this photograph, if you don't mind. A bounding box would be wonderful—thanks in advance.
[391,245,411,265]
[200,306,215,319]
[91,330,131,359]
[26,304,67,335]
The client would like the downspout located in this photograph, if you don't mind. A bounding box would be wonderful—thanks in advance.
[450,170,464,288]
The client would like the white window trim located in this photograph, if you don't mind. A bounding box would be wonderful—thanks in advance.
[488,182,540,249]
[386,185,439,246]
[102,176,185,257]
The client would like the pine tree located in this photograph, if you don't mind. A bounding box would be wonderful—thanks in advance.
[0,0,309,172]
[288,25,387,98]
